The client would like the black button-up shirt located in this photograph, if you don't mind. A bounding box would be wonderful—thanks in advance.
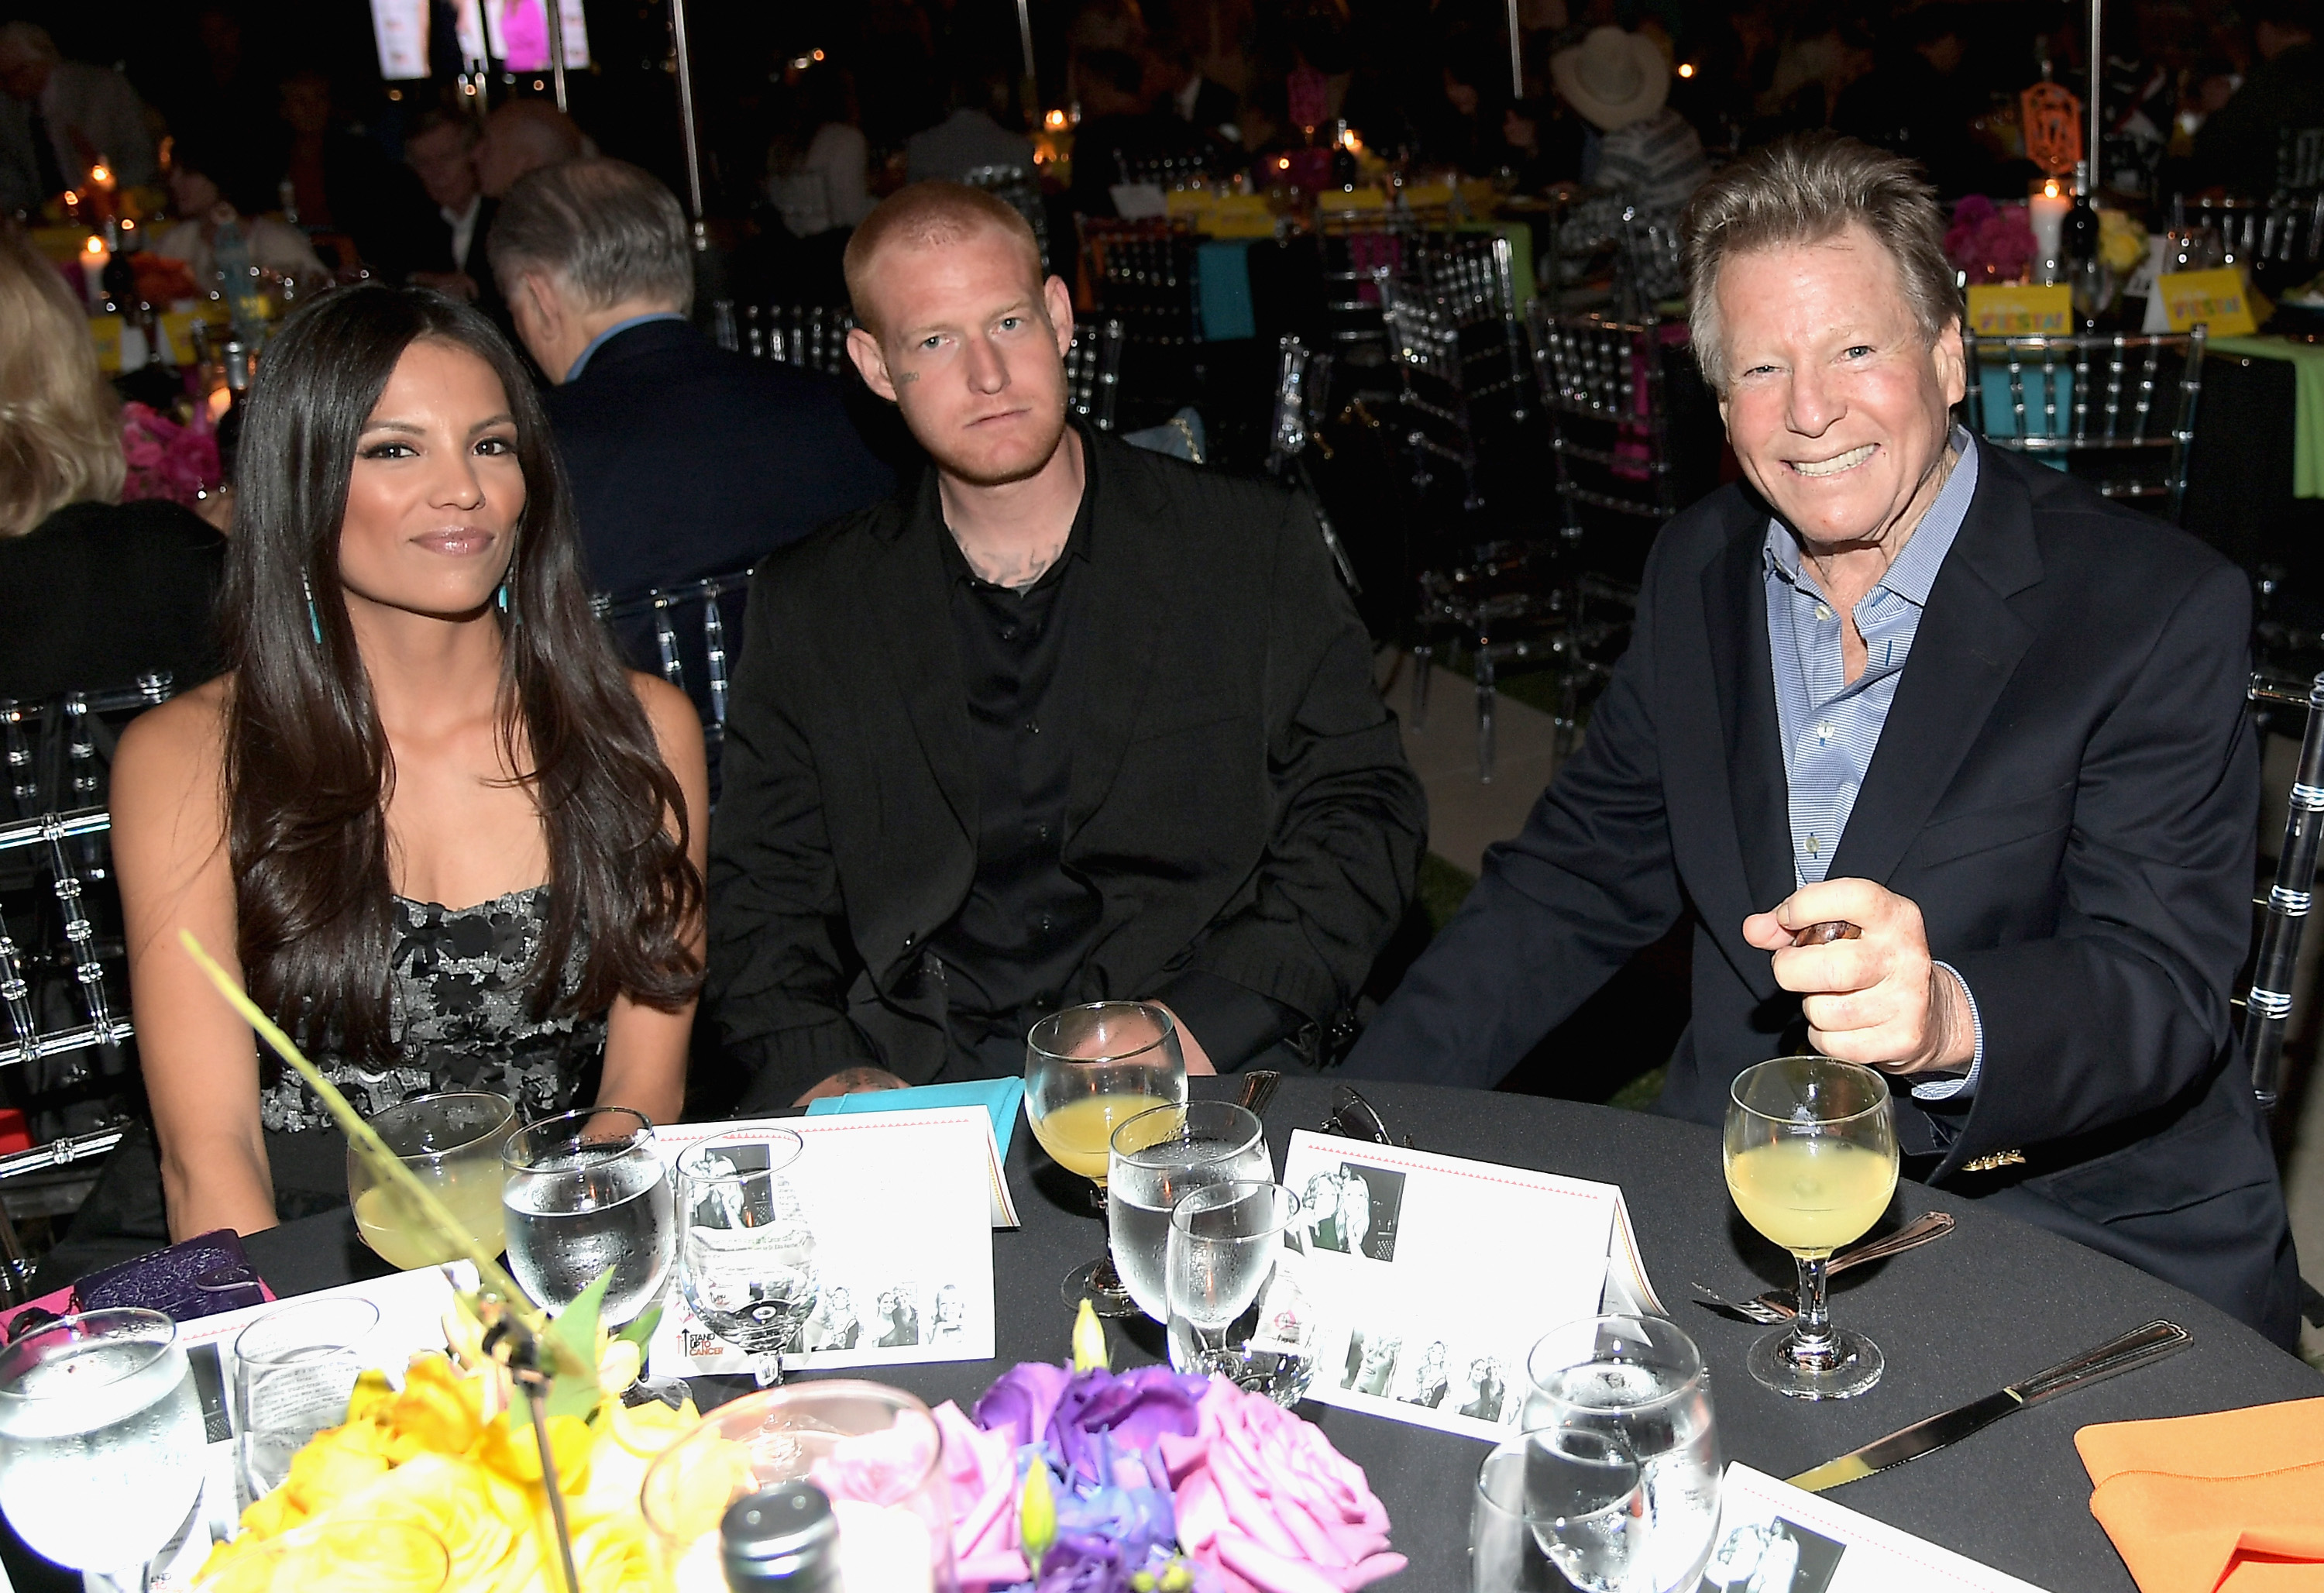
[925,464,1104,1044]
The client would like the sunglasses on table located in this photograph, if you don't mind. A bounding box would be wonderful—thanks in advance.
[1321,1084,1415,1149]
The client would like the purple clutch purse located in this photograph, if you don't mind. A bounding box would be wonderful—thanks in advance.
[70,1228,268,1319]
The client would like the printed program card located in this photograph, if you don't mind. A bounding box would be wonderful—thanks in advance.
[1281,1130,1660,1443]
[648,1109,999,1378]
[1696,1465,2052,1593]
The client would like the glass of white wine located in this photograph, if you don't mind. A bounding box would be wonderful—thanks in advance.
[349,1091,516,1269]
[1723,1055,1900,1400]
[1024,1001,1187,1315]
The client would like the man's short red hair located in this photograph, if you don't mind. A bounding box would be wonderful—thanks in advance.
[843,182,1045,339]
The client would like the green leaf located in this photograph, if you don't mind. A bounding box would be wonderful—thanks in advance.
[615,1303,662,1350]
[528,1267,611,1424]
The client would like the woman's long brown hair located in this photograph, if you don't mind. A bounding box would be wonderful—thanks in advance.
[221,284,701,1060]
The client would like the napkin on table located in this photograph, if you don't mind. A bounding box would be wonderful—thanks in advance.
[2075,1397,2324,1593]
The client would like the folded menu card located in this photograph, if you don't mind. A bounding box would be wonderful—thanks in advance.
[803,1075,1025,1165]
[1697,1464,2050,1593]
[648,1108,1000,1379]
[2076,1397,2324,1593]
[1282,1129,1665,1442]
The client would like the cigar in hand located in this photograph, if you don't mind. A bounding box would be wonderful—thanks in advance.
[1790,920,1863,947]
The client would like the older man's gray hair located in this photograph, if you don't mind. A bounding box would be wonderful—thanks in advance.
[487,157,693,314]
[1682,132,1959,393]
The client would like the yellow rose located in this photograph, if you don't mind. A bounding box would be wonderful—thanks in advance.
[603,1395,699,1461]
[475,1413,594,1492]
[347,1369,399,1424]
[571,1516,656,1593]
[387,1355,486,1458]
[2098,209,2149,274]
[283,1429,392,1515]
[339,1454,530,1593]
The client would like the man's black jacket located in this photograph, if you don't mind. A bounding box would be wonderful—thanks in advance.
[707,428,1426,1110]
[1346,443,2299,1344]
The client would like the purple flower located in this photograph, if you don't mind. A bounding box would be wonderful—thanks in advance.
[1045,1366,1208,1484]
[976,1361,1072,1450]
[1034,1534,1130,1593]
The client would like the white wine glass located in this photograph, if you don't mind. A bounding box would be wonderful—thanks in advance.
[502,1106,675,1327]
[676,1129,817,1388]
[0,1309,207,1591]
[1106,1099,1270,1323]
[349,1090,515,1269]
[1024,1001,1187,1315]
[1723,1055,1900,1399]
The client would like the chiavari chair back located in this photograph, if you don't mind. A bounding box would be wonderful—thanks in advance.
[1958,328,2205,525]
[741,305,858,377]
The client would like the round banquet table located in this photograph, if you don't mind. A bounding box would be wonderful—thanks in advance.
[242,1075,2322,1592]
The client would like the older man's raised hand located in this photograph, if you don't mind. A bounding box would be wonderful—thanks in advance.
[1741,879,1975,1076]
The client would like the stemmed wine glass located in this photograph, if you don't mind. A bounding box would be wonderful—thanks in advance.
[0,1309,208,1591]
[676,1129,819,1387]
[1723,1055,1900,1399]
[1024,1000,1187,1314]
[502,1106,676,1327]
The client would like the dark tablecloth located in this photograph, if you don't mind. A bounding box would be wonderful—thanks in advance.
[242,1076,2323,1592]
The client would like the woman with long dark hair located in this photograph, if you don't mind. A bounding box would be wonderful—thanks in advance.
[112,284,707,1237]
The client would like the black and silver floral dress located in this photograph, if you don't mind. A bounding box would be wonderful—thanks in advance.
[259,886,607,1211]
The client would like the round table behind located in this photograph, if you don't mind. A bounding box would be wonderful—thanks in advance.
[244,1075,2323,1591]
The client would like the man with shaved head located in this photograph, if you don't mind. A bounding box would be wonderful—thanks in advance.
[706,182,1424,1112]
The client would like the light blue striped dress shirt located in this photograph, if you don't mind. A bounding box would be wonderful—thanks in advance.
[1763,428,1984,1099]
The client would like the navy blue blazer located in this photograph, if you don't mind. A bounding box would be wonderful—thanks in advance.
[1346,442,2301,1345]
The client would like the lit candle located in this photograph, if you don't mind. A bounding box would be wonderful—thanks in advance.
[79,235,108,303]
[2030,179,2071,284]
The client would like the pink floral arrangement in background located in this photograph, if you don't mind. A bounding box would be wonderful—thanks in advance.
[1944,196,2035,285]
[813,1306,1404,1593]
[119,401,220,510]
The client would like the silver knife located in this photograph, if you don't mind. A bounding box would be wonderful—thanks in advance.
[1785,1319,2192,1493]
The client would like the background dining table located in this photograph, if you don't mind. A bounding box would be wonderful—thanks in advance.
[237,1074,2324,1593]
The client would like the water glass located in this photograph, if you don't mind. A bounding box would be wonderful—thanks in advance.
[195,1518,450,1593]
[1107,1099,1270,1323]
[676,1129,817,1388]
[640,1381,959,1593]
[1023,1001,1187,1315]
[348,1090,516,1269]
[0,1309,207,1584]
[1471,1435,1646,1593]
[502,1106,674,1326]
[1521,1315,1720,1593]
[1165,1181,1316,1405]
[234,1297,382,1499]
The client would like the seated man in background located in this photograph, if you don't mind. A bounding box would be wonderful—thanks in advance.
[475,98,584,199]
[489,158,892,697]
[404,108,499,315]
[0,22,156,215]
[1345,133,2301,1347]
[707,183,1424,1110]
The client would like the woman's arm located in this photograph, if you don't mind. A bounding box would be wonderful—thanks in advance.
[111,684,280,1238]
[595,676,709,1127]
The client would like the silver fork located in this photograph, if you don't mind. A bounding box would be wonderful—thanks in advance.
[1236,1069,1282,1119]
[1693,1210,1956,1323]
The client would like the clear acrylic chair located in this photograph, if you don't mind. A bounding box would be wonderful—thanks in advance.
[1958,328,2205,524]
[960,163,1052,269]
[593,573,752,798]
[1265,334,1360,595]
[1064,317,1126,432]
[741,305,858,376]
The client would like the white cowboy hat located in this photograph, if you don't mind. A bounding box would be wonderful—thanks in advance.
[1551,26,1670,132]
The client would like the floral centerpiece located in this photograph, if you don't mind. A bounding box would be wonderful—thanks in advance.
[120,400,221,510]
[1944,195,2036,285]
[920,1306,1404,1593]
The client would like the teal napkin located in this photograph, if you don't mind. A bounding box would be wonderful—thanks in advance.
[804,1076,1024,1158]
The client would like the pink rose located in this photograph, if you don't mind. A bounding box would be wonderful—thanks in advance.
[933,1400,1032,1592]
[1157,1380,1405,1593]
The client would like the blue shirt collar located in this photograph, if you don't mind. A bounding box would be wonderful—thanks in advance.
[564,311,690,384]
[1765,428,1980,609]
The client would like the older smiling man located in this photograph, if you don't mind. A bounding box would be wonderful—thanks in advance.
[1347,133,2300,1347]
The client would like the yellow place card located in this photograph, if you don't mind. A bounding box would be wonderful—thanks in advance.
[88,314,123,373]
[2155,267,2258,335]
[158,304,229,366]
[1161,190,1277,238]
[1966,284,2073,337]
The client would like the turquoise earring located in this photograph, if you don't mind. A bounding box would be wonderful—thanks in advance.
[302,573,322,644]
[497,580,510,616]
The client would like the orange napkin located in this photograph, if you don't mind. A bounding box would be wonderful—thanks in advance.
[2075,1399,2324,1593]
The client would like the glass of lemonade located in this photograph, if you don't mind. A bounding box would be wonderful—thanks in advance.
[1024,1001,1187,1316]
[503,1106,676,1327]
[1723,1056,1900,1400]
[0,1309,207,1588]
[349,1091,517,1269]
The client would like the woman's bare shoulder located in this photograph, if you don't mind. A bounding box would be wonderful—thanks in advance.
[627,671,705,756]
[113,676,231,793]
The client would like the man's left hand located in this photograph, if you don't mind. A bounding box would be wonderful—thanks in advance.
[1741,879,1974,1076]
